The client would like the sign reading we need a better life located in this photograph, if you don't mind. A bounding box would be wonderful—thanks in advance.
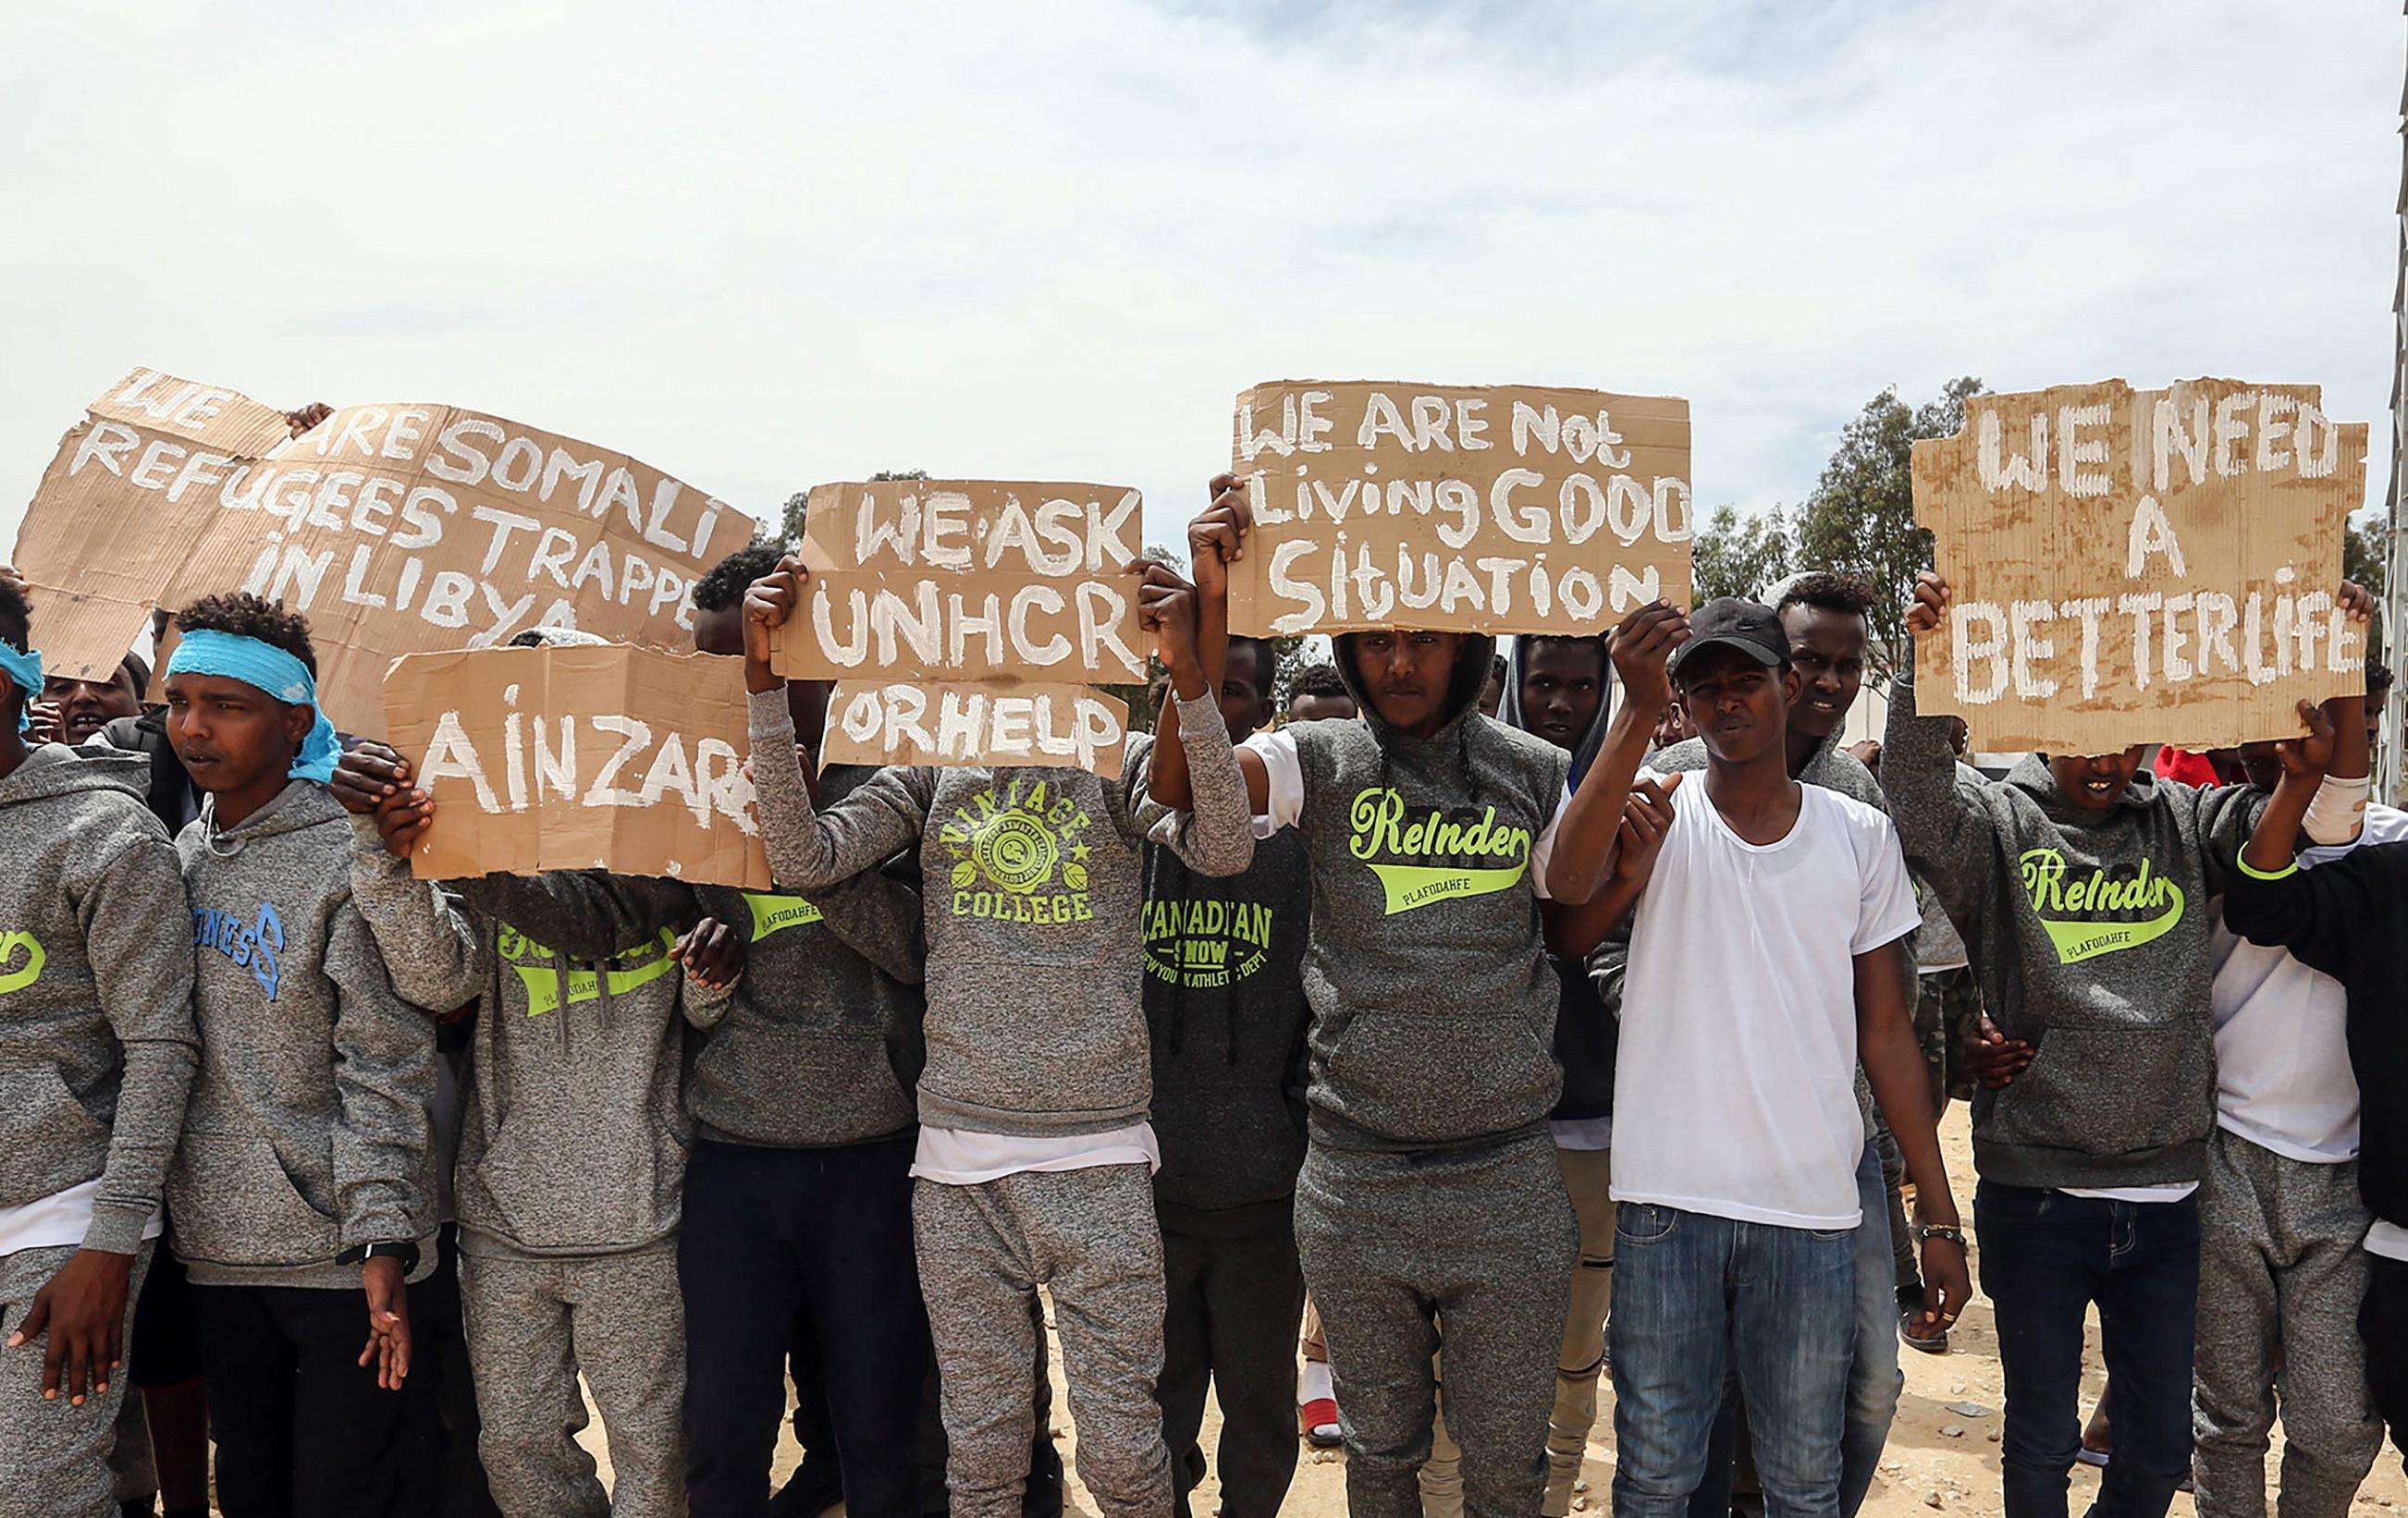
[8,368,756,737]
[1913,378,2368,753]
[770,480,1143,777]
[1225,380,1693,638]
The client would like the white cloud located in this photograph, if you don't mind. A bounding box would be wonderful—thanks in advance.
[0,0,2396,571]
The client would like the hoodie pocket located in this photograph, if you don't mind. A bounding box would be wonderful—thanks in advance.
[475,1099,665,1253]
[0,1062,110,1206]
[1327,1012,1560,1145]
[1984,1026,2211,1159]
[689,1022,912,1146]
[167,1127,338,1268]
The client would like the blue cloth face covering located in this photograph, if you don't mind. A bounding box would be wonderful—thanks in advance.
[0,642,40,735]
[164,629,339,782]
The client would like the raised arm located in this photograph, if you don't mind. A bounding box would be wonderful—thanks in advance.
[1883,572,1995,924]
[1543,774,1681,958]
[1124,559,1253,875]
[2225,696,2396,983]
[1545,602,1689,903]
[1149,475,1272,818]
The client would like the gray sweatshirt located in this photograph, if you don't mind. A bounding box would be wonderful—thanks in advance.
[1288,633,1572,1153]
[348,835,703,1258]
[173,782,437,1287]
[0,745,200,1255]
[748,687,1253,1138]
[686,763,929,1149]
[1882,670,2262,1189]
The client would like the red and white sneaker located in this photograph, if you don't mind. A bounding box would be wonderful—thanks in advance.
[1298,1361,1343,1448]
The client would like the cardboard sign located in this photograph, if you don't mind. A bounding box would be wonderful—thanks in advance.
[10,368,757,736]
[822,679,1127,779]
[1912,377,2367,753]
[771,480,1144,773]
[381,643,772,889]
[1225,380,1692,637]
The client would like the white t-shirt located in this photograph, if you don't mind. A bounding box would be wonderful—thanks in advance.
[1610,771,1923,1230]
[910,1123,1161,1186]
[0,1177,165,1259]
[2205,804,2408,1164]
[1239,728,1566,891]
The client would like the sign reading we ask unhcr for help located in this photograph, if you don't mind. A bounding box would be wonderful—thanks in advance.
[1225,380,1693,637]
[771,479,1145,777]
[1913,378,2368,754]
[8,368,756,738]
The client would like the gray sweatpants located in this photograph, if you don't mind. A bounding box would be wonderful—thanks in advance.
[1296,1132,1578,1518]
[914,1164,1171,1518]
[457,1245,687,1518]
[2192,1127,2383,1518]
[0,1240,154,1518]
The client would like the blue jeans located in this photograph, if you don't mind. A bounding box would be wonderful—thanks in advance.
[1974,1182,2200,1518]
[1611,1200,1857,1518]
[1686,1139,1901,1518]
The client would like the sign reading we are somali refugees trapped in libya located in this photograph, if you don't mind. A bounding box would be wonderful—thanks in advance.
[7,368,756,737]
[770,479,1140,777]
[1912,377,2367,753]
[1224,380,1693,638]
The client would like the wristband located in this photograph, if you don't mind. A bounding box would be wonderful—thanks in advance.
[2235,854,2300,882]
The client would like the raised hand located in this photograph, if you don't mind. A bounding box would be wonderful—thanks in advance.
[673,917,745,989]
[1131,560,1201,685]
[2274,696,2339,781]
[1186,473,1254,596]
[1905,570,1951,637]
[1610,602,1691,716]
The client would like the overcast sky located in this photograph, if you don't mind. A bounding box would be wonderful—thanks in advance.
[2,0,2399,561]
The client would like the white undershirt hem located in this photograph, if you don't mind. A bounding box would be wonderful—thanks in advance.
[911,1123,1161,1186]
[0,1178,165,1258]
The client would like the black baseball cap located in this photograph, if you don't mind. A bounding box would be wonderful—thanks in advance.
[1669,597,1790,679]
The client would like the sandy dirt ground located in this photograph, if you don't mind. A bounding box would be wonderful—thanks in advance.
[569,1105,2408,1516]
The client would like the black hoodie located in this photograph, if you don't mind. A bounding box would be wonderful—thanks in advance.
[1273,631,1571,1152]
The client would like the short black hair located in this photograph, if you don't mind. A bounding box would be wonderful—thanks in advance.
[1289,662,1347,701]
[1225,635,1278,692]
[1522,634,1609,673]
[2369,654,2395,696]
[175,594,317,676]
[0,575,28,655]
[693,542,786,614]
[120,650,151,693]
[1776,571,1877,620]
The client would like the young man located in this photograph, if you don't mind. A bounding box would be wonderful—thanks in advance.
[1637,573,1911,1516]
[329,624,730,1518]
[1143,632,1313,1518]
[2221,682,2408,1467]
[1585,595,1969,1518]
[1285,663,1356,724]
[2184,667,2393,1518]
[31,652,147,747]
[0,577,200,1517]
[1497,632,1618,1515]
[159,594,440,1517]
[739,552,1255,1518]
[1156,478,1645,1517]
[1886,570,2373,1518]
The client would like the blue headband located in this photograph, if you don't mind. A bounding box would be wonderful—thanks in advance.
[165,629,339,782]
[0,642,38,735]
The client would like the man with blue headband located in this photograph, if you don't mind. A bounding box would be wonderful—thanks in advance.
[157,592,441,1516]
[0,573,201,1516]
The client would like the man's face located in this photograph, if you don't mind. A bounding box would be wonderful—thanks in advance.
[1518,640,1606,753]
[42,666,142,743]
[1651,702,1694,752]
[2045,748,2147,814]
[2233,742,2279,791]
[1219,644,1277,746]
[2365,689,2386,750]
[1675,645,1797,766]
[694,603,826,749]
[1779,603,1867,744]
[164,673,305,796]
[1287,692,1356,724]
[1355,631,1464,735]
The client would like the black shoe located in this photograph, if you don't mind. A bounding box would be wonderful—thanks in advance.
[768,1457,846,1518]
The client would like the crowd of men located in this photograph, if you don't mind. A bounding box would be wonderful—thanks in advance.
[1,469,2404,1518]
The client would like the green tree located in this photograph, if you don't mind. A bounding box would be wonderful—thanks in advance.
[1690,503,1794,603]
[1793,376,1987,677]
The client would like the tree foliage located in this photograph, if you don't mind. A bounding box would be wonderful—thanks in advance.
[1690,503,1794,604]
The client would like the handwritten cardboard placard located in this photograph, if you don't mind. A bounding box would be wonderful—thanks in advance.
[771,480,1143,773]
[1912,377,2367,753]
[1225,380,1692,637]
[823,679,1128,779]
[381,643,771,888]
[9,368,757,737]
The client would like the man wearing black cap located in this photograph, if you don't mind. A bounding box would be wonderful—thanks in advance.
[1573,597,1972,1518]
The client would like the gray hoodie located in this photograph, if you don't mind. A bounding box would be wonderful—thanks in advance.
[748,687,1253,1139]
[1883,669,2262,1189]
[0,745,200,1255]
[685,762,928,1149]
[348,837,703,1258]
[172,781,437,1288]
[1284,633,1572,1152]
